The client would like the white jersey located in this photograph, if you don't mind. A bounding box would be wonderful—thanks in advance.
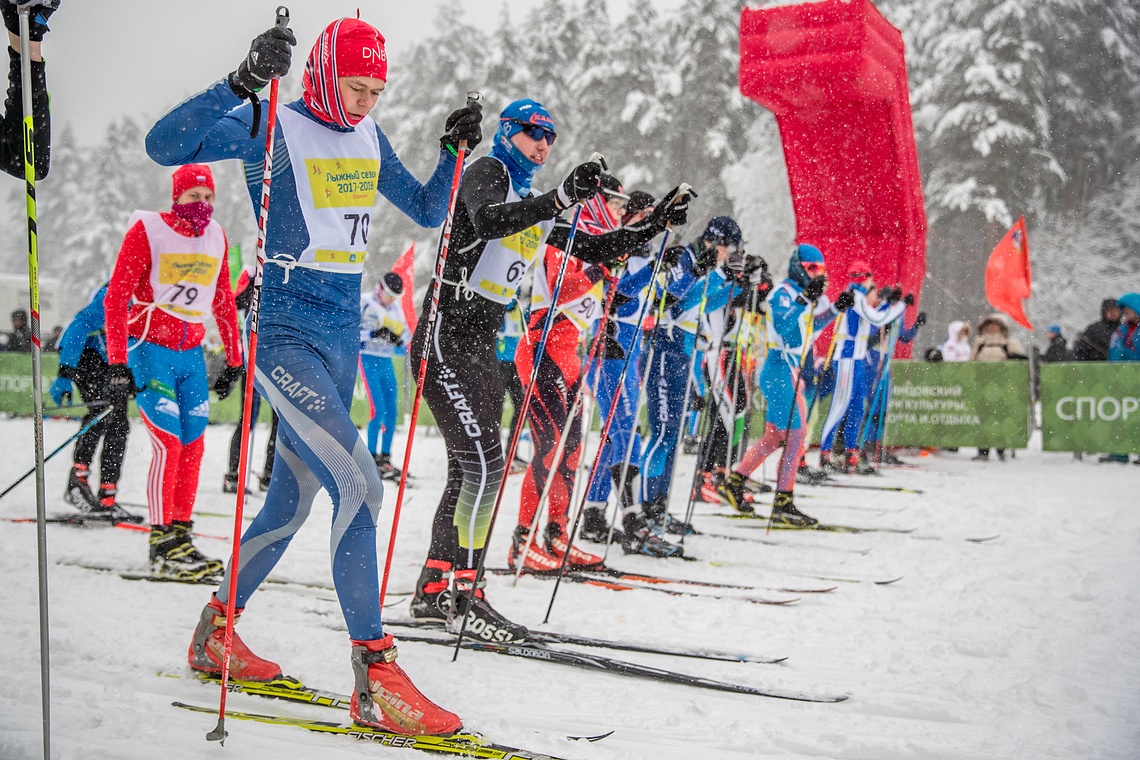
[360,293,408,357]
[274,107,381,275]
[130,210,226,323]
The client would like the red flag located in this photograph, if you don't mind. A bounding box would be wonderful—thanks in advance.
[392,242,418,335]
[985,216,1033,329]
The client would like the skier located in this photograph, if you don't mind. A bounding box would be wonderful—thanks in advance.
[1,0,53,179]
[508,174,630,573]
[859,291,924,467]
[408,98,689,640]
[50,283,138,522]
[817,261,906,472]
[102,164,242,580]
[360,271,409,480]
[717,244,852,525]
[146,16,479,734]
[638,217,740,547]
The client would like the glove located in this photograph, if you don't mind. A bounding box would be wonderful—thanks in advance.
[693,242,718,276]
[661,245,686,269]
[915,311,927,327]
[904,292,916,306]
[2,1,58,42]
[107,363,135,406]
[804,277,826,301]
[691,393,706,412]
[213,364,244,400]
[885,287,903,305]
[229,25,296,97]
[372,327,402,345]
[602,319,626,360]
[440,101,483,153]
[235,282,254,312]
[556,160,603,209]
[50,375,73,406]
[834,290,855,312]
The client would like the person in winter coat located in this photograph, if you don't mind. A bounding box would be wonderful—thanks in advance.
[940,320,972,362]
[1041,324,1068,363]
[1103,293,1140,463]
[1072,299,1121,361]
[0,0,53,180]
[970,313,1026,461]
[146,15,474,734]
[5,308,31,352]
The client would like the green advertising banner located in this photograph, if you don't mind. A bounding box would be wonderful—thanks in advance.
[884,360,1030,449]
[1039,362,1140,453]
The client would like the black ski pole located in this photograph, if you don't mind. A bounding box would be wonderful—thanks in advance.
[0,405,114,503]
[41,400,109,416]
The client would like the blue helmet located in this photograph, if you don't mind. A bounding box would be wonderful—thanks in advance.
[788,243,825,290]
[699,216,742,251]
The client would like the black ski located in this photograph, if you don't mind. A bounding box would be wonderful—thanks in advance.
[381,618,786,665]
[172,701,584,758]
[392,631,848,703]
[487,567,800,605]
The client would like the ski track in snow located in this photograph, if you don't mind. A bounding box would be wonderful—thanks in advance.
[1,416,1138,759]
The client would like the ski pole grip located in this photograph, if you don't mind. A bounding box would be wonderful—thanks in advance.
[275,6,290,30]
[587,152,608,172]
[466,91,483,108]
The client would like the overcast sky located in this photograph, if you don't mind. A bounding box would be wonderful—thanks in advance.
[43,0,683,146]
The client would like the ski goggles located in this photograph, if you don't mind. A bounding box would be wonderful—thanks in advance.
[802,262,827,277]
[507,119,557,145]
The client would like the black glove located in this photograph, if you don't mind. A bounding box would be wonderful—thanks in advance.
[107,363,135,406]
[556,160,603,209]
[804,277,827,301]
[440,101,483,153]
[229,25,296,98]
[834,290,855,311]
[693,242,718,276]
[691,393,706,413]
[602,319,626,360]
[2,0,58,42]
[235,282,253,312]
[213,364,244,401]
[372,327,402,345]
[885,287,903,305]
[915,311,927,327]
[661,245,686,269]
[903,292,916,306]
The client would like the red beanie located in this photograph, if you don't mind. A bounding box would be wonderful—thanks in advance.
[303,18,387,129]
[848,259,873,281]
[171,164,214,202]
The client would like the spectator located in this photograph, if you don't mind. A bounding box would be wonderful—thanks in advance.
[6,308,31,352]
[940,320,972,361]
[970,313,1026,461]
[1102,293,1139,464]
[43,324,62,353]
[1072,298,1120,361]
[1041,324,1068,363]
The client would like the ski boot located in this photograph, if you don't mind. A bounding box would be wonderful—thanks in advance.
[742,478,772,496]
[507,525,562,574]
[852,450,880,476]
[694,469,722,504]
[796,463,832,485]
[409,560,453,622]
[64,463,100,511]
[222,470,239,494]
[579,502,612,543]
[642,499,697,536]
[149,525,214,581]
[818,451,846,474]
[172,520,224,575]
[682,435,700,456]
[545,522,605,569]
[188,596,284,681]
[716,471,755,514]
[350,635,462,735]
[449,569,528,643]
[374,453,402,481]
[620,512,684,558]
[95,483,144,524]
[509,455,530,475]
[769,491,818,528]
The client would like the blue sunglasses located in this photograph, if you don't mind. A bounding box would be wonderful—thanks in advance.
[508,119,557,145]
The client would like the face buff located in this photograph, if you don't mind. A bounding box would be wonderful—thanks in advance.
[302,17,388,129]
[489,98,555,196]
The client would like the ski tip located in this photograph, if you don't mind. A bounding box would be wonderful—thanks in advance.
[965,535,1001,543]
[873,576,904,585]
[569,729,615,742]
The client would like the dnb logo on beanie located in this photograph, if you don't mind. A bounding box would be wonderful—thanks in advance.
[303,17,388,129]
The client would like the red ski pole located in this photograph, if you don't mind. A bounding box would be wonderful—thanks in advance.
[208,6,289,744]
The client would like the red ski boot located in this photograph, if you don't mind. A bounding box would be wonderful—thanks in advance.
[350,635,462,735]
[508,526,563,574]
[545,523,604,569]
[188,597,283,682]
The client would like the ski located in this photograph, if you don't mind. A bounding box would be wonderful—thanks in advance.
[486,567,800,605]
[380,618,786,665]
[3,515,226,539]
[391,632,848,703]
[710,559,903,586]
[578,565,838,594]
[692,529,872,556]
[171,701,580,758]
[713,513,917,534]
[780,478,925,495]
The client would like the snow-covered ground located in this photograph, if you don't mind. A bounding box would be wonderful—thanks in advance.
[1,415,1138,760]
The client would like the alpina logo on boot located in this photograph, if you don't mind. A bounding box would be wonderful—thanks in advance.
[369,680,426,731]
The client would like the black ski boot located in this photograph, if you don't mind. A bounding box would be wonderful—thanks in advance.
[149,525,213,581]
[409,560,453,622]
[620,512,684,558]
[769,491,818,528]
[642,498,697,535]
[716,471,754,514]
[579,502,611,543]
[796,463,832,485]
[449,569,528,643]
[374,453,402,481]
[64,463,100,511]
[95,483,143,524]
[172,520,224,575]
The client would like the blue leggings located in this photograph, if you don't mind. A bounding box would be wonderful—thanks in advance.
[641,331,689,506]
[820,358,868,452]
[585,322,643,503]
[215,267,386,641]
[360,353,398,456]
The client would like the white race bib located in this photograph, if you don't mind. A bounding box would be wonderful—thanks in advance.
[132,211,226,323]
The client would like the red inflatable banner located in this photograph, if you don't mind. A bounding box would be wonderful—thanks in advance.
[739,0,926,356]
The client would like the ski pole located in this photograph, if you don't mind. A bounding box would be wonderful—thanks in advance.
[41,400,109,415]
[0,405,114,503]
[209,6,289,745]
[17,2,55,754]
[379,90,483,607]
[453,157,603,659]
